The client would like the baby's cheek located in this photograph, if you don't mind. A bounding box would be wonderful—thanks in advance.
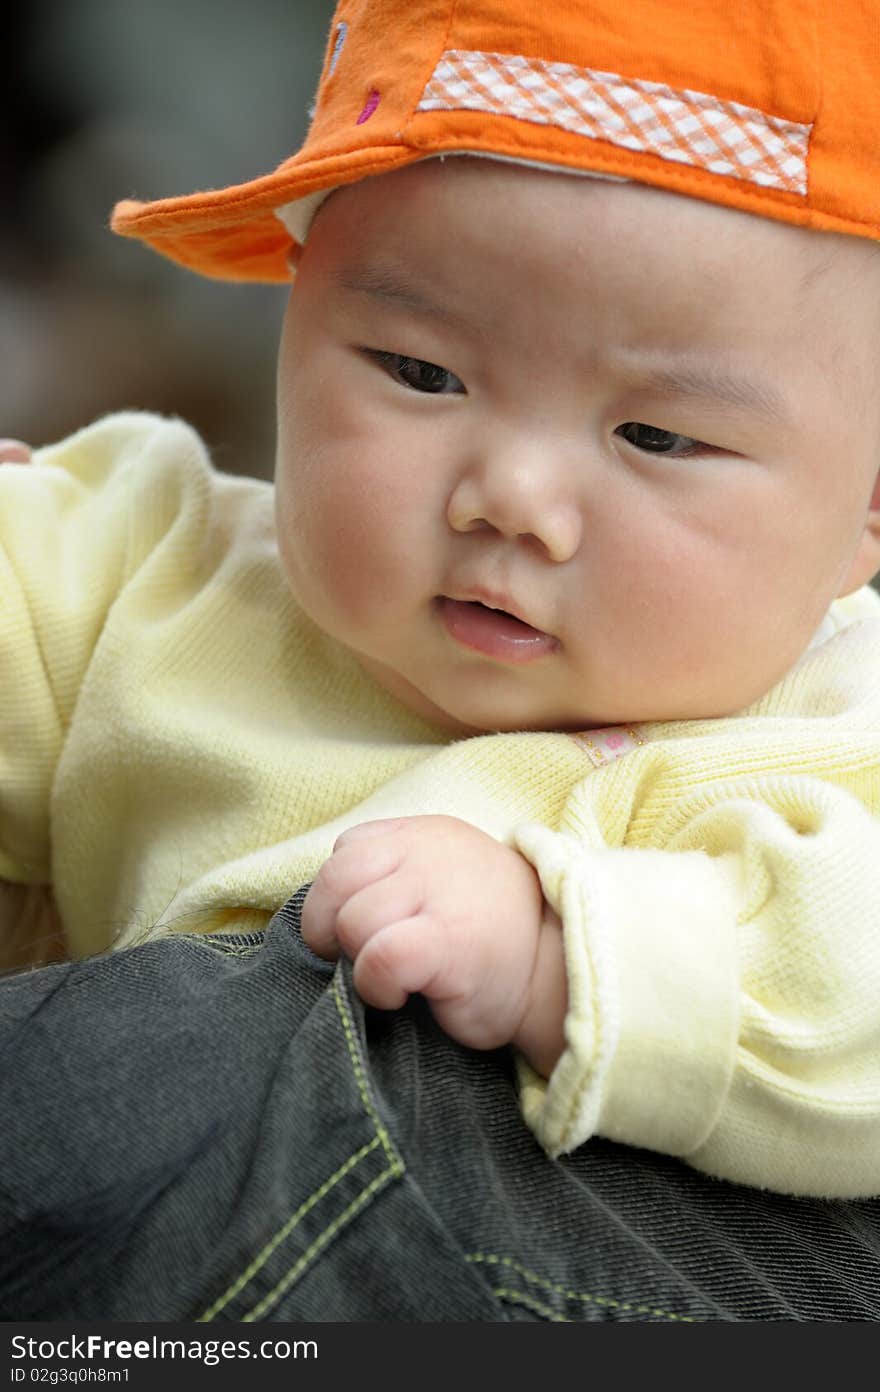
[292,519,402,634]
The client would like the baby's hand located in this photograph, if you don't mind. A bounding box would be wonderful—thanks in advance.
[303,815,566,1070]
[0,440,32,464]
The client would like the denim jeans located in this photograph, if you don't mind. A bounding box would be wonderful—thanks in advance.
[2,886,879,1322]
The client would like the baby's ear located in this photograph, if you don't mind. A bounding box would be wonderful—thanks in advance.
[837,469,880,596]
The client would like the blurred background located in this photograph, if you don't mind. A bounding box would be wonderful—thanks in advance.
[2,0,336,480]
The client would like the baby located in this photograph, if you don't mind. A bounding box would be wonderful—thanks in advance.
[3,0,880,1198]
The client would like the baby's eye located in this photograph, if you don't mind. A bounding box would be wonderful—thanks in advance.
[615,421,702,456]
[367,350,465,395]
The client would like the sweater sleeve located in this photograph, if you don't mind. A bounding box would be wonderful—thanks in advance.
[514,774,880,1197]
[0,413,213,890]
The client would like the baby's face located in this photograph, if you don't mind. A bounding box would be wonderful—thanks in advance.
[275,159,880,733]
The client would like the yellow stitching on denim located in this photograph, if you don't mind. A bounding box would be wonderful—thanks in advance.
[466,1254,697,1322]
[199,972,405,1322]
[332,972,403,1170]
[491,1288,569,1321]
[197,1136,383,1321]
[241,1162,402,1321]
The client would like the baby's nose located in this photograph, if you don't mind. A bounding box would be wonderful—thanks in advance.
[446,447,582,563]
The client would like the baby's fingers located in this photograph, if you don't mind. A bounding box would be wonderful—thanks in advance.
[0,439,32,464]
[352,915,450,1010]
[301,836,407,958]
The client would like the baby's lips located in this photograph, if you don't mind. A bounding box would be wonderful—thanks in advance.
[439,597,558,663]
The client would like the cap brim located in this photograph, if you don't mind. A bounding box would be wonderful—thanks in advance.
[110,146,426,283]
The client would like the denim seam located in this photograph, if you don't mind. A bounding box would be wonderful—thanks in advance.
[466,1253,698,1323]
[331,971,403,1171]
[197,971,404,1322]
[240,1162,403,1322]
[197,1137,385,1321]
[490,1288,569,1321]
[235,978,406,1320]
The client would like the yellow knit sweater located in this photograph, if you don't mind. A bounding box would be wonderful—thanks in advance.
[2,413,879,1196]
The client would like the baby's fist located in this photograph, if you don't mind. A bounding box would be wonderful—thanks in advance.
[302,815,550,1052]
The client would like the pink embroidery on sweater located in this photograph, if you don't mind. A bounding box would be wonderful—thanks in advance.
[569,725,648,768]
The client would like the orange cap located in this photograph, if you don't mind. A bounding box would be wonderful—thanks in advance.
[111,0,880,282]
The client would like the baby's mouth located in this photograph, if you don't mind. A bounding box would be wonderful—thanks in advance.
[437,597,558,663]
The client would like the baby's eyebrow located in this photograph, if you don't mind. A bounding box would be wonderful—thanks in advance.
[628,361,792,424]
[334,265,475,331]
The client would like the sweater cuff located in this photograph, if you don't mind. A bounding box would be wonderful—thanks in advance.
[514,824,741,1159]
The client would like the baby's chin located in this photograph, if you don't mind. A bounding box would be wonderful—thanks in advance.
[354,655,487,735]
[376,678,756,737]
[356,656,628,736]
[353,634,787,734]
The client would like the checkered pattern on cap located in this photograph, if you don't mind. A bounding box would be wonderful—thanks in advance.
[417,50,810,196]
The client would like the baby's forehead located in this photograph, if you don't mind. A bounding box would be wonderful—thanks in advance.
[321,156,865,293]
[323,154,842,263]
